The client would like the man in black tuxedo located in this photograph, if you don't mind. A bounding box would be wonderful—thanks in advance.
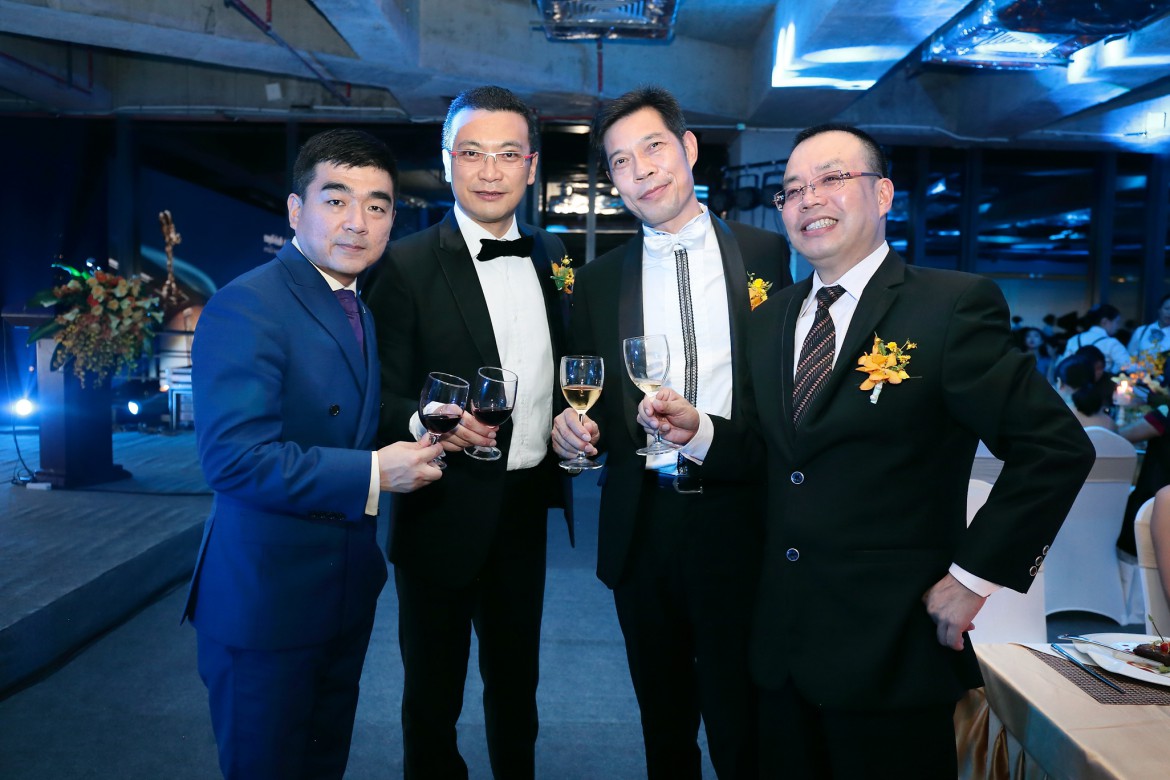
[552,86,791,780]
[640,124,1095,777]
[363,86,572,780]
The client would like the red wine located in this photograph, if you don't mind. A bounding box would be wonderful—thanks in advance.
[421,412,461,434]
[473,407,513,426]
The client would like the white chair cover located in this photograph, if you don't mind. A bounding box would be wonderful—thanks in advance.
[1043,427,1137,624]
[1134,497,1170,636]
[965,479,1048,644]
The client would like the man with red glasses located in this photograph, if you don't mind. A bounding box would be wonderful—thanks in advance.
[639,123,1093,777]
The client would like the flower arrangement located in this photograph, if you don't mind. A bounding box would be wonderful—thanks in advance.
[28,264,163,387]
[747,273,773,311]
[857,334,916,403]
[551,255,575,295]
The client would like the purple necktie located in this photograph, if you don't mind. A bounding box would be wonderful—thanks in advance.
[334,289,364,354]
[792,285,845,426]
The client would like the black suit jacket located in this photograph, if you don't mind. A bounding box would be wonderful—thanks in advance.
[706,250,1095,709]
[364,210,573,587]
[570,216,792,588]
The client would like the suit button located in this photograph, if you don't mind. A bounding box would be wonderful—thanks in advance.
[1035,555,1045,566]
[1042,545,1050,555]
[329,404,341,416]
[786,548,800,562]
[1029,565,1039,577]
[790,471,804,485]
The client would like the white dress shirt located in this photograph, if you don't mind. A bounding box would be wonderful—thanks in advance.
[448,204,555,470]
[1128,322,1170,359]
[641,206,733,471]
[1060,326,1130,374]
[293,236,380,516]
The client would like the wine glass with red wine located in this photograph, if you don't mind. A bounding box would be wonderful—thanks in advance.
[418,371,469,471]
[466,366,518,462]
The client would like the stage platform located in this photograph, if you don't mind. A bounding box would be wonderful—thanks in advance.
[0,429,209,695]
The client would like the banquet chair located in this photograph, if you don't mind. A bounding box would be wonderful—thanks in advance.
[1134,497,1170,636]
[1043,427,1137,624]
[965,479,1047,644]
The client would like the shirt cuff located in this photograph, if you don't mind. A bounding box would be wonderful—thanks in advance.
[679,412,715,464]
[949,563,1001,598]
[366,452,380,516]
[409,412,426,441]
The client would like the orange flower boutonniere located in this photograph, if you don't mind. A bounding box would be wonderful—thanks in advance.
[856,335,916,403]
[551,256,575,295]
[748,273,773,311]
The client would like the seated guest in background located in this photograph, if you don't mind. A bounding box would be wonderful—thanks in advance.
[1128,294,1170,358]
[1119,387,1170,561]
[182,129,442,779]
[1054,356,1117,431]
[1016,326,1055,381]
[1073,344,1117,414]
[1148,485,1170,607]
[1061,303,1129,374]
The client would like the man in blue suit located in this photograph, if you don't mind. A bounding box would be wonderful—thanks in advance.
[182,129,443,779]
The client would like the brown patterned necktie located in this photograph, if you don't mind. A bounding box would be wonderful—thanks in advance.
[792,285,845,426]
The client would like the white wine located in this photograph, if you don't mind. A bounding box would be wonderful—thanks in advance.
[562,384,601,413]
[632,380,662,395]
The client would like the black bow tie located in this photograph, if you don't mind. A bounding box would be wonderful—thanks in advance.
[476,235,534,262]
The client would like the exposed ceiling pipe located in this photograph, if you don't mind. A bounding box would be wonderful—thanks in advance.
[223,0,351,106]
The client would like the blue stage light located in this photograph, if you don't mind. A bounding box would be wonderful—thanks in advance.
[13,398,35,417]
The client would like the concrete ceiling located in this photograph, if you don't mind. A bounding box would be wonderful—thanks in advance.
[2,0,1169,156]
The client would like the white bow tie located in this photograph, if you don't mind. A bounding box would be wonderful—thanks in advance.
[643,217,707,265]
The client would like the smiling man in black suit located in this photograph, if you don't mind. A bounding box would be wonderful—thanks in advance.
[363,86,572,780]
[640,123,1095,778]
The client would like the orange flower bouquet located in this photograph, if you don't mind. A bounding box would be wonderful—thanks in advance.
[857,334,916,403]
[748,273,773,311]
[27,264,163,387]
[551,256,575,295]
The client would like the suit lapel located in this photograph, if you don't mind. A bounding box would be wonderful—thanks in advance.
[279,244,367,388]
[523,224,569,358]
[616,237,646,444]
[801,250,904,427]
[779,277,812,443]
[354,298,379,447]
[436,211,502,368]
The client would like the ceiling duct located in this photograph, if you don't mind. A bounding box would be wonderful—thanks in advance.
[924,0,1170,69]
[533,1,678,42]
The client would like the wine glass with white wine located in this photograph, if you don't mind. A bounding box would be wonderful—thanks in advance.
[559,355,604,471]
[622,334,680,456]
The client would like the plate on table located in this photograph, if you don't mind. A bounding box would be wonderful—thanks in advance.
[1071,633,1170,688]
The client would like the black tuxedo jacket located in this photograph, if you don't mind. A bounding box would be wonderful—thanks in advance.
[364,210,573,587]
[706,250,1095,709]
[570,216,792,588]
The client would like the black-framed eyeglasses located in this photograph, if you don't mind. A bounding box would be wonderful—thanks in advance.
[445,148,536,168]
[773,170,883,210]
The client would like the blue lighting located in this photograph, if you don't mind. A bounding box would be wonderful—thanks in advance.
[13,398,35,417]
[127,401,141,416]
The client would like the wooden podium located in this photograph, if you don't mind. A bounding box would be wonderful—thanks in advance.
[33,338,132,487]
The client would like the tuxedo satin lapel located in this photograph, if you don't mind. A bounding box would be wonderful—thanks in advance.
[617,237,646,445]
[279,245,367,386]
[812,251,905,422]
[712,216,750,413]
[437,213,502,368]
[779,280,810,443]
[524,225,568,356]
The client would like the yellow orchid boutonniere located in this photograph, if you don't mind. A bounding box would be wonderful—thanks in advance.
[856,334,916,404]
[551,255,575,295]
[748,273,773,311]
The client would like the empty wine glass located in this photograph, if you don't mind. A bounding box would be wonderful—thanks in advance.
[419,371,469,471]
[559,355,604,471]
[623,334,680,456]
[466,366,518,462]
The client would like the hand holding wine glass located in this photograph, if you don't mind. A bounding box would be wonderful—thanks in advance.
[559,355,604,471]
[466,367,517,462]
[419,372,470,471]
[623,335,680,456]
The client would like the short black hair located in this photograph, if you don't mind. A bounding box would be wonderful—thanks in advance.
[591,85,687,172]
[1084,303,1121,328]
[292,129,398,198]
[442,86,539,153]
[792,123,889,179]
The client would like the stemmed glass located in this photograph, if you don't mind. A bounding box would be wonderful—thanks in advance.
[419,371,469,471]
[559,355,604,471]
[623,335,680,456]
[466,366,518,462]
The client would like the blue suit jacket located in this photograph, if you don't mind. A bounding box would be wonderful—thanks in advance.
[182,243,387,650]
